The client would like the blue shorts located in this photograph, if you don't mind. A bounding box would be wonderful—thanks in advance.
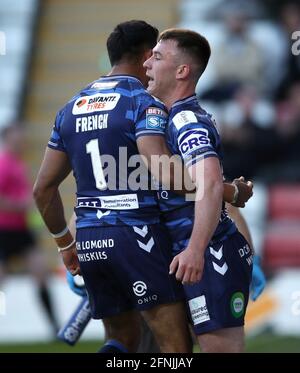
[176,231,253,335]
[76,224,184,319]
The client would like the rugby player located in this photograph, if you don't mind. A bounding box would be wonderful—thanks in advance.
[33,20,192,353]
[34,21,255,353]
[143,28,254,352]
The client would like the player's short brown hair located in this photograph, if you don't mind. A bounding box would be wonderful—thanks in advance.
[158,28,211,80]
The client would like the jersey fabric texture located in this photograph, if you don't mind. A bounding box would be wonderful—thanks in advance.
[48,75,167,228]
[159,95,237,255]
[158,95,252,334]
[76,224,184,319]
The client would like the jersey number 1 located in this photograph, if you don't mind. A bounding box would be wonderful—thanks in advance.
[86,139,107,190]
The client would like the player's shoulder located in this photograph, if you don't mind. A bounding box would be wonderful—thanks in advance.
[136,92,167,117]
[170,96,216,133]
[99,75,146,98]
[150,95,167,111]
[196,104,216,126]
[60,76,127,118]
[53,104,67,128]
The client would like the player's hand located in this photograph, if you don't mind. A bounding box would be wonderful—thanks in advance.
[251,255,266,301]
[66,271,86,297]
[169,247,204,285]
[61,246,81,276]
[232,176,253,208]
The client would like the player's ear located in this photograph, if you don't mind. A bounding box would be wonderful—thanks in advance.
[176,64,189,80]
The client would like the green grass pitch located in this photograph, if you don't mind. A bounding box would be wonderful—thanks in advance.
[0,334,300,353]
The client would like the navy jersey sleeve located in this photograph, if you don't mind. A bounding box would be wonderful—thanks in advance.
[134,93,167,139]
[47,108,66,152]
[171,110,219,168]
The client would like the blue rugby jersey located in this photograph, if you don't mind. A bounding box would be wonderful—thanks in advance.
[158,95,236,250]
[48,75,168,228]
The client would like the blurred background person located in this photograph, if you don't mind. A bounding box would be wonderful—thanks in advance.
[0,123,59,336]
[274,1,300,101]
[220,84,276,181]
[199,0,266,102]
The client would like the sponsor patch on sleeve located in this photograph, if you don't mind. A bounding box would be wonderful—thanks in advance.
[178,129,211,159]
[146,107,167,131]
[173,110,198,130]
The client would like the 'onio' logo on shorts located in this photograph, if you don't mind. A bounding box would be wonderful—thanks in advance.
[133,281,147,297]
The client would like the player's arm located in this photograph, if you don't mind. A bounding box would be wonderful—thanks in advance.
[170,157,223,285]
[65,212,87,296]
[34,148,70,232]
[137,135,253,206]
[135,103,252,203]
[224,177,253,208]
[226,204,253,252]
[33,147,80,275]
[68,211,76,237]
[137,135,194,193]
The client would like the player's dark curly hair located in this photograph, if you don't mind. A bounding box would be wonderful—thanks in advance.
[107,20,158,66]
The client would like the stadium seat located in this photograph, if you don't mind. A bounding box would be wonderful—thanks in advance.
[263,220,300,269]
[268,184,300,220]
[262,184,300,271]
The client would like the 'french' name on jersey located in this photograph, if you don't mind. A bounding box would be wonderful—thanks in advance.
[76,114,108,133]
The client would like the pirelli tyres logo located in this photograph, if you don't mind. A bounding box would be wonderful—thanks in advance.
[72,93,120,115]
